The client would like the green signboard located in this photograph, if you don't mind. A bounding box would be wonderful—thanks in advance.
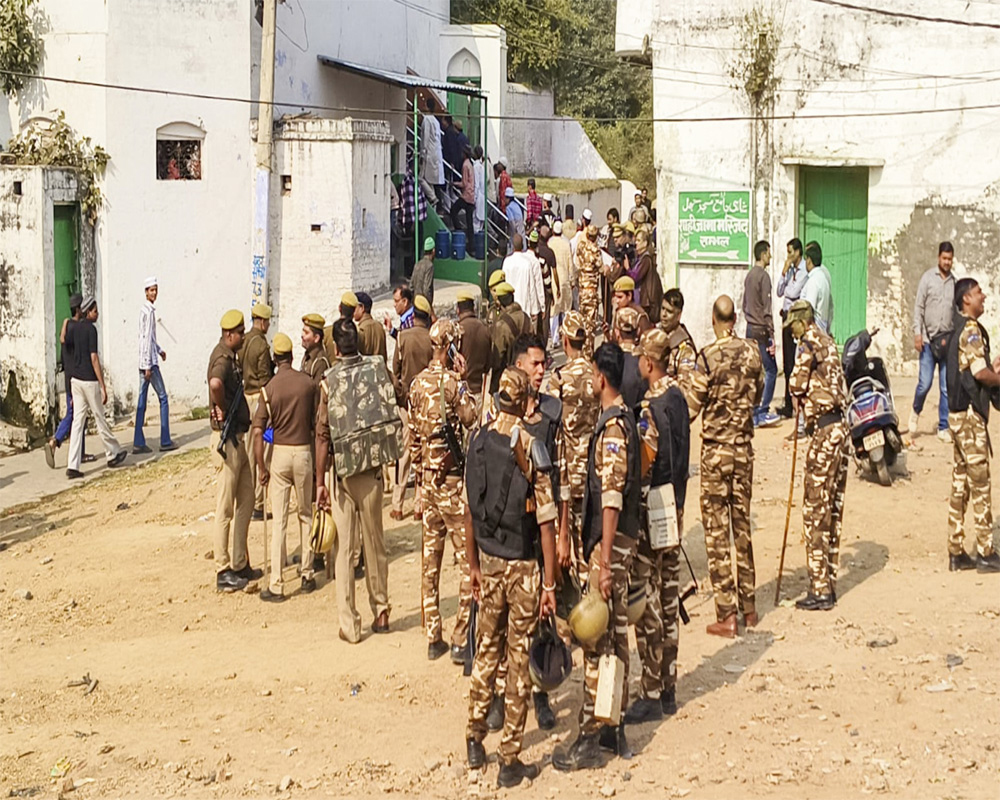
[677,190,751,264]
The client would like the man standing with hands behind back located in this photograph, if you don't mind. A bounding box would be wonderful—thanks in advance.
[776,238,808,418]
[910,242,956,442]
[744,241,779,428]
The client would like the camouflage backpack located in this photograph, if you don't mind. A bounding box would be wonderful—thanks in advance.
[325,354,402,478]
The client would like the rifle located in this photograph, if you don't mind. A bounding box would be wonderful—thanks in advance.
[216,373,245,460]
[677,543,698,625]
[464,599,478,677]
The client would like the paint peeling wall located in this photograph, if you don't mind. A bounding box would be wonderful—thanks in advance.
[268,117,392,366]
[619,0,1000,372]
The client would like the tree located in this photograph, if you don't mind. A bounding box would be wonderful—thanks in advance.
[0,0,42,97]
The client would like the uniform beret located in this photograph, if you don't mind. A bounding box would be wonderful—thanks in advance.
[493,282,514,297]
[221,309,244,330]
[613,276,635,292]
[251,303,272,320]
[414,295,432,314]
[340,291,358,308]
[302,312,325,329]
[456,289,476,303]
[272,332,293,355]
[488,269,506,288]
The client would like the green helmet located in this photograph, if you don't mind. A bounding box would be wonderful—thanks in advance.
[782,299,814,329]
[568,591,610,647]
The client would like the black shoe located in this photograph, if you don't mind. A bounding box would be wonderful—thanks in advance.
[251,509,273,522]
[466,738,486,769]
[661,688,678,716]
[976,552,1000,573]
[300,577,317,593]
[551,733,603,772]
[776,403,794,419]
[598,724,632,759]
[950,552,976,572]
[260,588,285,603]
[450,643,468,665]
[428,640,449,661]
[234,564,264,582]
[497,759,539,788]
[66,469,85,479]
[313,554,326,573]
[795,593,835,611]
[533,692,555,730]
[132,445,152,455]
[159,442,178,452]
[354,563,365,580]
[624,697,663,724]
[486,692,505,732]
[109,451,127,467]
[216,570,248,593]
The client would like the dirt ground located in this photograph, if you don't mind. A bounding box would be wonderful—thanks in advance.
[2,413,999,800]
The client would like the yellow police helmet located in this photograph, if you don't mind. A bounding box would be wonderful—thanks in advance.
[568,591,610,647]
[309,506,335,555]
[626,581,648,626]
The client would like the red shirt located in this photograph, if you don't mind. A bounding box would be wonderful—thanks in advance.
[525,190,542,225]
[498,171,513,212]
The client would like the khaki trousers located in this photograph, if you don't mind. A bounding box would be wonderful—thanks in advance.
[68,378,122,471]
[243,392,268,512]
[268,444,313,593]
[211,430,253,573]
[391,406,412,512]
[329,467,389,641]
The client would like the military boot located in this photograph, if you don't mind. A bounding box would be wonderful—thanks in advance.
[598,724,633,759]
[949,552,976,571]
[486,692,505,732]
[497,759,539,788]
[976,552,1000,573]
[661,687,678,715]
[623,697,662,724]
[466,738,486,769]
[533,692,555,730]
[795,593,835,611]
[551,733,603,772]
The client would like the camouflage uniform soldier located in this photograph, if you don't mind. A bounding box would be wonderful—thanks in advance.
[625,328,690,723]
[786,300,851,610]
[408,320,479,660]
[553,342,642,771]
[465,368,559,788]
[945,278,1000,573]
[659,289,698,398]
[576,225,603,355]
[687,296,763,637]
[545,311,600,585]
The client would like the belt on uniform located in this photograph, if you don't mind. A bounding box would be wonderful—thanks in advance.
[816,409,843,429]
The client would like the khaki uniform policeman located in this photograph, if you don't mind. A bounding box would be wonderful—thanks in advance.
[487,268,506,324]
[316,318,396,640]
[490,282,532,391]
[207,310,261,592]
[457,289,493,401]
[240,303,274,519]
[251,332,317,602]
[786,299,852,608]
[576,226,603,355]
[659,290,698,397]
[687,295,763,637]
[408,319,479,659]
[299,313,329,386]
[545,311,600,585]
[554,342,641,771]
[356,291,388,361]
[626,328,690,723]
[324,291,360,362]
[465,368,559,788]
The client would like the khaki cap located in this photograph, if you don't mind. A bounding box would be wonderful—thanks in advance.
[220,309,244,330]
[251,303,272,320]
[302,313,325,329]
[272,332,293,355]
[340,291,358,308]
[638,328,670,362]
[624,221,636,234]
[613,276,635,293]
[783,299,815,328]
[498,367,529,406]
[615,306,641,333]
[488,269,506,288]
[414,295,432,314]
[560,311,588,341]
[494,281,515,297]
[430,319,460,347]
[456,289,476,303]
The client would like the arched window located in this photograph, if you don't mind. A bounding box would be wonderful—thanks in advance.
[156,121,205,181]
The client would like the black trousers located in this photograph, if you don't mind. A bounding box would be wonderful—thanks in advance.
[452,198,474,236]
[781,310,795,410]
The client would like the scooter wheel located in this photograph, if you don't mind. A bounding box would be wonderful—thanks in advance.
[875,458,891,486]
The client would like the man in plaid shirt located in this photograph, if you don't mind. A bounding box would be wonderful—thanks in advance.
[525,178,542,226]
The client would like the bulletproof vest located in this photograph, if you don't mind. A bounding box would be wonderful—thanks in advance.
[524,393,562,511]
[646,386,691,511]
[325,354,402,478]
[620,352,647,413]
[466,427,537,561]
[947,316,994,421]
[582,404,641,559]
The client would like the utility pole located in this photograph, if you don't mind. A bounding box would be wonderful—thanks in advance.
[251,0,277,307]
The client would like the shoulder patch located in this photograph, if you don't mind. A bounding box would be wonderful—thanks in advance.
[605,442,621,455]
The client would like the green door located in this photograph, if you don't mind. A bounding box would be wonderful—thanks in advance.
[797,167,869,343]
[53,204,80,361]
[447,78,481,149]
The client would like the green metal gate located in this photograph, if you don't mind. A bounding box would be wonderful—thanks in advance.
[447,77,482,148]
[797,167,869,343]
[53,204,80,361]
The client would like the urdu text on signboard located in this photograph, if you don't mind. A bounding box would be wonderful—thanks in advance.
[677,190,751,265]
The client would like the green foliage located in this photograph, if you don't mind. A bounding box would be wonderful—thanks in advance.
[0,0,42,96]
[451,0,653,193]
[7,111,110,223]
[728,6,781,111]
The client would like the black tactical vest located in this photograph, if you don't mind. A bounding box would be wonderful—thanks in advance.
[524,393,562,504]
[466,427,537,561]
[645,386,691,511]
[947,315,994,422]
[582,403,641,559]
[620,352,647,412]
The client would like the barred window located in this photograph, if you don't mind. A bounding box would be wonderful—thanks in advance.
[156,121,205,181]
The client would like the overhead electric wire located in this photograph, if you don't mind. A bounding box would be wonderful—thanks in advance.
[5,68,1000,125]
[808,0,1000,29]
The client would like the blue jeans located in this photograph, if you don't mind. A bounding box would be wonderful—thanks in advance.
[134,366,172,447]
[750,328,777,423]
[913,344,948,431]
[54,393,75,444]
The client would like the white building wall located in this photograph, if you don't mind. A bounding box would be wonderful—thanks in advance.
[622,0,1000,370]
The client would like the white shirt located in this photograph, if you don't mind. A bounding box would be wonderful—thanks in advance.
[473,158,485,231]
[419,114,444,185]
[138,300,162,370]
[503,250,544,317]
[802,265,834,333]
